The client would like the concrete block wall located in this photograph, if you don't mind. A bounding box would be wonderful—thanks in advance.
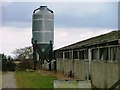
[56,58,119,88]
[63,59,72,75]
[91,61,118,88]
[56,59,89,80]
[74,60,88,80]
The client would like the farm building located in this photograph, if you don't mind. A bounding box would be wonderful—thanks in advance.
[54,30,120,88]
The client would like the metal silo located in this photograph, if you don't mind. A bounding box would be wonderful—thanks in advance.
[32,6,54,70]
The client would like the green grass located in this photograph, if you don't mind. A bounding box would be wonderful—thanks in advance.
[15,71,57,88]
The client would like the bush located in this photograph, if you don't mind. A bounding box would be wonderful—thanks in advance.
[2,60,7,71]
[17,59,33,71]
[7,61,16,71]
[2,60,16,71]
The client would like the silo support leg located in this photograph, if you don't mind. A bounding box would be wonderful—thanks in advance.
[49,40,53,71]
[33,40,37,70]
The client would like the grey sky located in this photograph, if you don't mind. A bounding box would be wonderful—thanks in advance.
[1,1,119,56]
[2,2,118,29]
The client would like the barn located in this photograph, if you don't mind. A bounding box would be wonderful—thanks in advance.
[54,30,120,88]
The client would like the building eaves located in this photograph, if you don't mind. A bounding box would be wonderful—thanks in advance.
[57,30,120,51]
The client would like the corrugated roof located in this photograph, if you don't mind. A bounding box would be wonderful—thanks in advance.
[57,30,120,50]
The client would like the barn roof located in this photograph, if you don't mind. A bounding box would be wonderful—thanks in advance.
[57,30,120,51]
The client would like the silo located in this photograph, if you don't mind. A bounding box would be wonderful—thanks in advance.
[32,6,54,70]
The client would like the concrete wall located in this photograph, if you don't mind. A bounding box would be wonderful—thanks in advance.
[56,59,88,79]
[91,61,118,88]
[56,58,118,88]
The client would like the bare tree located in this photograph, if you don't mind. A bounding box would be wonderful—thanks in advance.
[12,46,33,60]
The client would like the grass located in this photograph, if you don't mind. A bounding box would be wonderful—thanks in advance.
[15,71,57,88]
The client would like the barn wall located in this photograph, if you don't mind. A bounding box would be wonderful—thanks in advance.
[91,61,118,88]
[56,58,118,88]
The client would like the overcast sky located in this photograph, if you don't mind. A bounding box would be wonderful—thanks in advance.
[0,0,119,56]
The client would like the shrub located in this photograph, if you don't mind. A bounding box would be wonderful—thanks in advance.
[17,59,33,71]
[2,60,16,71]
[7,61,16,71]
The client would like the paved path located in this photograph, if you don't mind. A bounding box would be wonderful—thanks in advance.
[0,71,2,89]
[2,72,17,88]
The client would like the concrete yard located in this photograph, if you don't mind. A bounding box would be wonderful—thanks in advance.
[54,80,91,89]
[2,72,17,88]
[0,71,2,89]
